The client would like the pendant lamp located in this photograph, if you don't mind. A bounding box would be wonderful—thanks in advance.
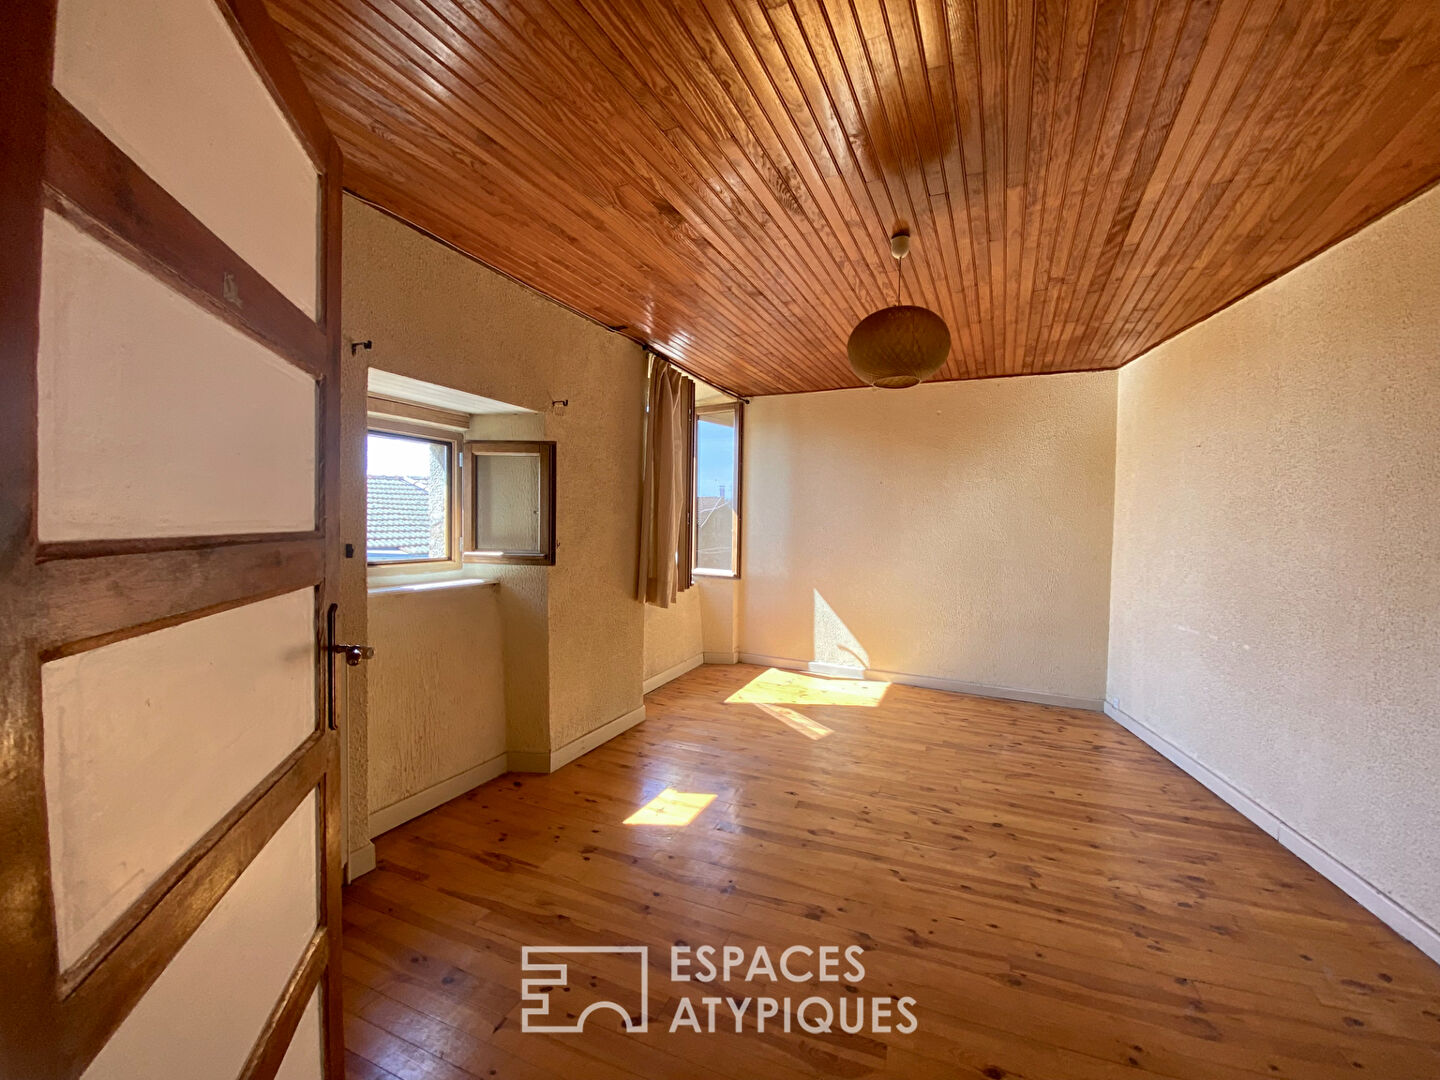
[847,232,950,388]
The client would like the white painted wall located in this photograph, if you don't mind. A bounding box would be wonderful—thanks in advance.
[53,0,319,315]
[37,211,316,542]
[43,589,315,968]
[1108,183,1440,937]
[738,373,1117,706]
[82,793,319,1080]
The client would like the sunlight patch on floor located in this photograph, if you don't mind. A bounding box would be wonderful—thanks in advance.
[754,702,833,740]
[726,666,889,707]
[622,788,717,826]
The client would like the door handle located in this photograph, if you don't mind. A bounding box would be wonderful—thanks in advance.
[328,643,375,666]
[325,602,373,731]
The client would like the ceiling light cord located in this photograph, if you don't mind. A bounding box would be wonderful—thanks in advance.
[847,230,950,389]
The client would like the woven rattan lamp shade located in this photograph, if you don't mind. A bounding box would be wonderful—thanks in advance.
[846,303,951,389]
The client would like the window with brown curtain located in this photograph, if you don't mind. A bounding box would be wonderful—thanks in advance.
[637,354,695,606]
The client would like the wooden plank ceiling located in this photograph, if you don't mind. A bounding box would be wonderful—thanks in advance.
[266,0,1440,396]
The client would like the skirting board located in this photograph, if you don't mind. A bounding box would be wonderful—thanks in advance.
[703,651,738,665]
[643,653,704,695]
[737,652,1104,712]
[346,841,376,882]
[368,751,509,838]
[363,705,651,844]
[509,703,649,774]
[1105,700,1440,968]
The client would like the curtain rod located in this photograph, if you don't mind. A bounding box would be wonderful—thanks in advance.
[644,347,750,404]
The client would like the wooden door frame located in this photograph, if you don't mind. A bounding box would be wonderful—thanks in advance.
[0,2,345,1077]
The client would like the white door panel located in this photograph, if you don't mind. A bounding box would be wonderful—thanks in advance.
[79,795,320,1080]
[42,588,316,968]
[37,211,317,543]
[52,0,320,316]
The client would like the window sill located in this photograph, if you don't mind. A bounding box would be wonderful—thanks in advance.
[366,560,492,592]
[693,569,739,580]
[367,577,497,597]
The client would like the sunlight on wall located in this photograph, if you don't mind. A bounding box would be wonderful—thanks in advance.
[622,788,716,827]
[726,667,889,708]
[753,703,833,740]
[813,590,869,669]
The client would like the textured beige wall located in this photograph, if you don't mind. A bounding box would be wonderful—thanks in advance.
[338,322,370,857]
[739,373,1117,703]
[1109,183,1440,931]
[698,577,738,660]
[642,588,703,681]
[467,410,550,752]
[367,583,507,813]
[343,197,647,766]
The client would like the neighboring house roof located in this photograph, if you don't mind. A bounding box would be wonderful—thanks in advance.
[367,474,432,553]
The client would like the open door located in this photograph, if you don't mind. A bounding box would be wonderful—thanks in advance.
[1,1,345,1077]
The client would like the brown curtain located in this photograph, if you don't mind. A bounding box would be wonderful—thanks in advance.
[637,354,695,606]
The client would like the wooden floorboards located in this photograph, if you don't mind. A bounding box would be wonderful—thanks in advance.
[342,664,1440,1079]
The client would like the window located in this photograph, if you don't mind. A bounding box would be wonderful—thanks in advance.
[366,421,460,565]
[366,397,555,569]
[463,441,557,565]
[694,402,741,576]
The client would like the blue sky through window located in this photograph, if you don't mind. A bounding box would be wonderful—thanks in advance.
[697,419,735,499]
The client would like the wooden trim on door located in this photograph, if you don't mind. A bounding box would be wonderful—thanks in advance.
[43,91,328,379]
[0,2,63,1077]
[3,1,347,1074]
[36,530,323,562]
[55,733,331,1073]
[238,928,329,1080]
[317,136,347,1080]
[215,0,335,171]
[37,537,325,660]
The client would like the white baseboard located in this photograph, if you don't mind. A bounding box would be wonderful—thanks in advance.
[807,659,867,679]
[736,652,1104,712]
[1104,700,1440,968]
[368,751,509,838]
[703,650,738,665]
[643,653,704,694]
[346,841,376,882]
[509,703,649,774]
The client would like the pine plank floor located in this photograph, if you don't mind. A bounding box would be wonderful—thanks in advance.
[343,664,1440,1079]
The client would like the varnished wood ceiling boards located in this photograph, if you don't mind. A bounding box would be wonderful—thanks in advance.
[266,0,1440,395]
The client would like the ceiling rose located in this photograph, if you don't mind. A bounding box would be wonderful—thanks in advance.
[847,232,950,389]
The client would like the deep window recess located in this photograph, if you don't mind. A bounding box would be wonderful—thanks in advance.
[463,440,557,566]
[365,420,461,565]
[694,402,742,577]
